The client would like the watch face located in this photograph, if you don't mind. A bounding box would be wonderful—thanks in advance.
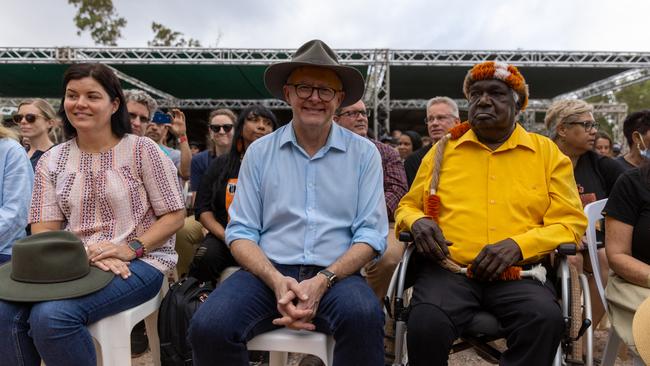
[128,240,143,250]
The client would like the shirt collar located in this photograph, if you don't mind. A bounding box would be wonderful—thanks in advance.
[455,123,536,153]
[279,121,348,153]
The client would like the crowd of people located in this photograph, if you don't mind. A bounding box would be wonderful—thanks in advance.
[0,39,648,366]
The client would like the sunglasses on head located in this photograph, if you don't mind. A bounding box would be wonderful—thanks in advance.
[12,113,43,124]
[209,124,234,133]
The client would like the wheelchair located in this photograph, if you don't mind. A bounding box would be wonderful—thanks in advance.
[384,232,594,366]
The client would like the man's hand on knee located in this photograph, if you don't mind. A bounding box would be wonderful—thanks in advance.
[411,218,453,262]
[272,276,315,330]
[293,275,328,319]
[471,238,522,281]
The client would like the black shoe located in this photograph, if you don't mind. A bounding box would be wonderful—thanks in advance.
[130,320,149,357]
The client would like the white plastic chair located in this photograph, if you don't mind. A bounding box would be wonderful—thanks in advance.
[248,328,335,366]
[87,277,168,366]
[584,200,645,366]
[219,267,336,366]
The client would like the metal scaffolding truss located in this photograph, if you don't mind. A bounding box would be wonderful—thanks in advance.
[0,47,378,65]
[389,99,628,114]
[554,68,650,100]
[2,47,650,67]
[1,46,647,135]
[389,50,650,67]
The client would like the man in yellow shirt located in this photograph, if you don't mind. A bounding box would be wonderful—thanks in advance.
[394,61,587,366]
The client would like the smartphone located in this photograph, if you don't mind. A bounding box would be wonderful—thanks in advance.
[152,110,172,124]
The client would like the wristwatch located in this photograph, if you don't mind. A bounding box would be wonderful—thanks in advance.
[317,269,338,288]
[127,239,145,258]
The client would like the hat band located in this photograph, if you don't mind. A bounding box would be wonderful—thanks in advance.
[10,266,90,284]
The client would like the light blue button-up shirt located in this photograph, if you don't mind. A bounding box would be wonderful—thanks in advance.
[0,138,33,255]
[226,122,388,267]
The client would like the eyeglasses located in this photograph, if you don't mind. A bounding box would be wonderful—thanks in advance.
[209,124,234,133]
[424,114,455,124]
[338,110,368,118]
[129,113,150,123]
[12,113,44,124]
[565,121,599,131]
[286,84,341,102]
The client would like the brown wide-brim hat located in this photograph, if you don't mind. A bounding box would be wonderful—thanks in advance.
[264,39,365,107]
[633,297,650,363]
[0,231,114,302]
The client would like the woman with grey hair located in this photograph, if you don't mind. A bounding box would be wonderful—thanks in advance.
[545,99,625,335]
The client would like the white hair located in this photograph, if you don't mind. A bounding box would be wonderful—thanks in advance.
[426,96,459,117]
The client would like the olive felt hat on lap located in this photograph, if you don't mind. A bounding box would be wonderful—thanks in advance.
[263,39,365,107]
[0,231,114,302]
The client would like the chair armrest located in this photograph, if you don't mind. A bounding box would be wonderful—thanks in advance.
[398,231,413,243]
[556,243,577,256]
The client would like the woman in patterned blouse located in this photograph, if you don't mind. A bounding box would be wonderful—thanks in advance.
[0,63,186,365]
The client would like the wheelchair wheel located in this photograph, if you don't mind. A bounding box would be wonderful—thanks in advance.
[561,263,593,366]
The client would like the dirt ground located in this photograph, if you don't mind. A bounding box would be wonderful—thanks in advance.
[131,328,636,365]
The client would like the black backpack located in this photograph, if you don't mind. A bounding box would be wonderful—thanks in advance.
[158,276,214,366]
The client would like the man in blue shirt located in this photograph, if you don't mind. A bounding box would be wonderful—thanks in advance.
[189,40,388,366]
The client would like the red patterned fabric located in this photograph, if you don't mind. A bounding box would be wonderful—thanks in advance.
[371,139,407,221]
[30,134,185,272]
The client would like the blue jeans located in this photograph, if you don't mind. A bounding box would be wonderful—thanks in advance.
[188,264,385,366]
[0,259,163,366]
[0,254,10,265]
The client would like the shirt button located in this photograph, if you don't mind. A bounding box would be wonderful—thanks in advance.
[489,227,496,231]
[489,200,495,204]
[490,175,496,180]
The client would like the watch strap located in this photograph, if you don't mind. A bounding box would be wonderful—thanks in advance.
[128,239,145,258]
[317,269,337,288]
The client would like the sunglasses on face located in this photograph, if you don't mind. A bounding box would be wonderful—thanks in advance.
[209,124,234,133]
[12,113,43,124]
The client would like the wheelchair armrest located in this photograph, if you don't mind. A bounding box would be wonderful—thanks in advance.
[398,231,413,243]
[556,243,577,256]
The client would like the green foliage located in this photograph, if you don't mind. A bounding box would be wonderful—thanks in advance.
[68,0,126,46]
[614,79,650,113]
[148,22,202,47]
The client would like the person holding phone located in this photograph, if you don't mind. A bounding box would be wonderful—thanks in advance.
[145,109,191,182]
[0,63,185,365]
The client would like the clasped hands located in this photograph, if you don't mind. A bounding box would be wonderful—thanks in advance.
[271,274,329,331]
[411,217,522,281]
[86,241,136,279]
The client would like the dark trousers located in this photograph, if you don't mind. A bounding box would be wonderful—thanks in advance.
[188,265,385,366]
[407,261,563,366]
[189,233,237,284]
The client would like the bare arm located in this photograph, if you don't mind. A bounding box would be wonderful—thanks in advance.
[230,239,283,287]
[606,216,650,288]
[90,209,186,264]
[169,109,191,180]
[326,242,377,281]
[31,221,64,233]
[199,211,225,241]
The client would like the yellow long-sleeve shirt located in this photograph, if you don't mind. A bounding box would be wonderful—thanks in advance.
[395,124,587,265]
